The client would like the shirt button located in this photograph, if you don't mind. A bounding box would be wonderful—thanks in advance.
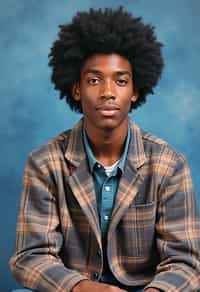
[105,185,110,192]
[97,164,101,168]
[104,215,109,221]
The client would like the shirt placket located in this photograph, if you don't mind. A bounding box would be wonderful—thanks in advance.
[100,172,117,238]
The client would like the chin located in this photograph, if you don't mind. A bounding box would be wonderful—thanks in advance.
[98,121,119,131]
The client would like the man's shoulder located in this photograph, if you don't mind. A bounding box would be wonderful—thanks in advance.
[139,126,186,163]
[28,128,72,163]
[142,129,167,146]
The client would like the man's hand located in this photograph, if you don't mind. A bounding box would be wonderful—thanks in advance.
[72,280,127,292]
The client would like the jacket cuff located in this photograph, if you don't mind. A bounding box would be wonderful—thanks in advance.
[66,274,89,292]
[144,280,169,291]
[143,269,200,292]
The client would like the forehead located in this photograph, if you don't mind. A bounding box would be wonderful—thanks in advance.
[81,53,132,74]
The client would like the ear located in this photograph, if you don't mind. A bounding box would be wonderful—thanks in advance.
[72,83,80,101]
[131,91,139,103]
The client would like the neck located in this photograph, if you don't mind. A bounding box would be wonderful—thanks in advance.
[84,119,129,166]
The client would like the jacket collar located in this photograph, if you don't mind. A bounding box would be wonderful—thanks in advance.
[64,118,86,167]
[64,118,146,170]
[126,119,146,169]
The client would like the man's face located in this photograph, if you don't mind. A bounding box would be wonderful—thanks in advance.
[73,53,138,132]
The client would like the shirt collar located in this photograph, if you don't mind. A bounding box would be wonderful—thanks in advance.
[83,125,131,174]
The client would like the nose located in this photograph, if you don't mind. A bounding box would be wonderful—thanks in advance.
[100,79,116,99]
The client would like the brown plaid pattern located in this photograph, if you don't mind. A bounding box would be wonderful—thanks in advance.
[10,119,200,291]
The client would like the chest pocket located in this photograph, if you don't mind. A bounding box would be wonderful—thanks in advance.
[117,201,156,258]
[134,201,156,256]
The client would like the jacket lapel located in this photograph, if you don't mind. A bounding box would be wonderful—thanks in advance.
[64,120,101,247]
[108,119,146,237]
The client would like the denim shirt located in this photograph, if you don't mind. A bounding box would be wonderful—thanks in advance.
[83,126,131,284]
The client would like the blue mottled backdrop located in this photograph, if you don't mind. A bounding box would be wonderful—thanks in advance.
[1,0,199,291]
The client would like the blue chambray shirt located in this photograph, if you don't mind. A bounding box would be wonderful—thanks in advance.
[83,125,131,285]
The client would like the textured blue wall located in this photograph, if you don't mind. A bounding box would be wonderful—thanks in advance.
[1,0,200,290]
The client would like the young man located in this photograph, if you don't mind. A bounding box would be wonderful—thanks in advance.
[10,7,200,292]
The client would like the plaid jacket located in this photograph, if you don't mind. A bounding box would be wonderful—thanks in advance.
[10,119,200,291]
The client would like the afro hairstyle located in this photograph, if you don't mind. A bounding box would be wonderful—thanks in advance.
[49,7,164,113]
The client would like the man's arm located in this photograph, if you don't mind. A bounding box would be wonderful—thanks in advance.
[9,153,88,291]
[145,154,200,291]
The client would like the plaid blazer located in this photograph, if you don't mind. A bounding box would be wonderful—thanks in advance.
[10,119,200,291]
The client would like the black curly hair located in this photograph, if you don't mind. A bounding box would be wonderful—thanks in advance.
[49,7,164,113]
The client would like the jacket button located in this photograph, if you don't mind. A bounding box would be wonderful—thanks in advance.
[93,272,99,280]
[97,249,101,256]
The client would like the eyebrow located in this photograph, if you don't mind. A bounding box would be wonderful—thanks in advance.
[82,69,132,77]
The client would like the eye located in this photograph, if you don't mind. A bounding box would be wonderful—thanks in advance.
[116,79,128,86]
[87,77,100,85]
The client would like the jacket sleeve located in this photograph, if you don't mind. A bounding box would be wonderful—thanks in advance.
[145,153,200,292]
[9,153,88,292]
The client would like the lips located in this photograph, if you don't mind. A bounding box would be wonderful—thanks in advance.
[96,104,120,111]
[96,105,120,116]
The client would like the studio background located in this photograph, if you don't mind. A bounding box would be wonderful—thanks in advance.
[1,1,199,291]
